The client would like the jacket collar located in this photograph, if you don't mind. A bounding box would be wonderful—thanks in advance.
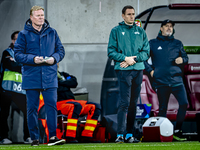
[24,19,50,34]
[157,29,175,41]
[119,21,136,29]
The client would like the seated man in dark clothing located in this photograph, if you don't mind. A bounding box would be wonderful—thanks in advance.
[57,63,101,142]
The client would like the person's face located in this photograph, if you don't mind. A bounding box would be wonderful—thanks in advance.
[12,33,18,45]
[122,9,135,25]
[160,23,173,36]
[30,9,45,27]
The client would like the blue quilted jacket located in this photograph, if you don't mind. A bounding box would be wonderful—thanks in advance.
[144,30,188,87]
[14,19,65,89]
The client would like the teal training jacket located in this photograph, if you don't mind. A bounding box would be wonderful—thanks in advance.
[107,21,150,70]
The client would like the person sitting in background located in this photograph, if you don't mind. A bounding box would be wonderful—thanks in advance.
[56,63,101,143]
[0,31,31,144]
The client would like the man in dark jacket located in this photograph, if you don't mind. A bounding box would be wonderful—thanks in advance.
[0,31,30,144]
[144,19,188,141]
[107,5,149,143]
[14,6,65,146]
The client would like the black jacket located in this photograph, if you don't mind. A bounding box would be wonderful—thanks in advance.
[0,47,22,88]
[144,30,188,88]
[57,71,78,101]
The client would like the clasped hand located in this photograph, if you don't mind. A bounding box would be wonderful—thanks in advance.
[120,56,137,68]
[34,56,54,65]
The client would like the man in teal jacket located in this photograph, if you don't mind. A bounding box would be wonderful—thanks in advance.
[107,5,150,143]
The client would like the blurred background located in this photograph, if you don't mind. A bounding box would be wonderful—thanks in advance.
[0,0,200,104]
[1,0,200,142]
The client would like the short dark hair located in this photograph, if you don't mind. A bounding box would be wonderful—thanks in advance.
[11,31,20,40]
[122,5,134,14]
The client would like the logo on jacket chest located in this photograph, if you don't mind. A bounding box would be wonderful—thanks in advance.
[122,32,125,35]
[157,46,162,50]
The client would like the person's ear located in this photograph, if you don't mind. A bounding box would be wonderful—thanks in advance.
[30,15,33,21]
[122,14,125,19]
[160,27,163,32]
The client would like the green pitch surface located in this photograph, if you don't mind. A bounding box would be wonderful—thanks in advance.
[0,142,200,150]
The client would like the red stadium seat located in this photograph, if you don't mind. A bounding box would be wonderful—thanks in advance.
[184,63,200,111]
[140,75,159,113]
[143,68,197,121]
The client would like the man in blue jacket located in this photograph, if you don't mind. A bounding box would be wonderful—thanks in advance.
[144,19,188,141]
[14,6,65,146]
[107,5,150,143]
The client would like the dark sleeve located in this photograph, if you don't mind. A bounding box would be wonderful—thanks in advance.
[144,60,153,74]
[107,28,126,62]
[58,72,78,88]
[179,42,188,65]
[144,40,154,74]
[14,32,36,65]
[2,50,22,73]
[51,30,65,63]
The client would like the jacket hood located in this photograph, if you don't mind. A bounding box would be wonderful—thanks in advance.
[157,28,175,41]
[24,18,50,33]
[119,21,136,29]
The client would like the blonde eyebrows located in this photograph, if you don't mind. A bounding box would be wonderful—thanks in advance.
[30,6,44,16]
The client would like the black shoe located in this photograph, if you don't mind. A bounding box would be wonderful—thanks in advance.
[48,137,65,146]
[125,137,141,143]
[31,140,39,146]
[173,130,187,141]
[115,136,124,143]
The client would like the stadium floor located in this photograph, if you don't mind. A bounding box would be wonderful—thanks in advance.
[0,141,200,150]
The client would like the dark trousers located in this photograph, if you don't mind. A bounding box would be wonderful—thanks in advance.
[0,90,29,140]
[195,113,200,142]
[116,70,143,135]
[26,88,57,140]
[156,84,188,130]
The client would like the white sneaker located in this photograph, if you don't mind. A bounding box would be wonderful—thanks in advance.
[0,138,12,144]
[24,137,33,144]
